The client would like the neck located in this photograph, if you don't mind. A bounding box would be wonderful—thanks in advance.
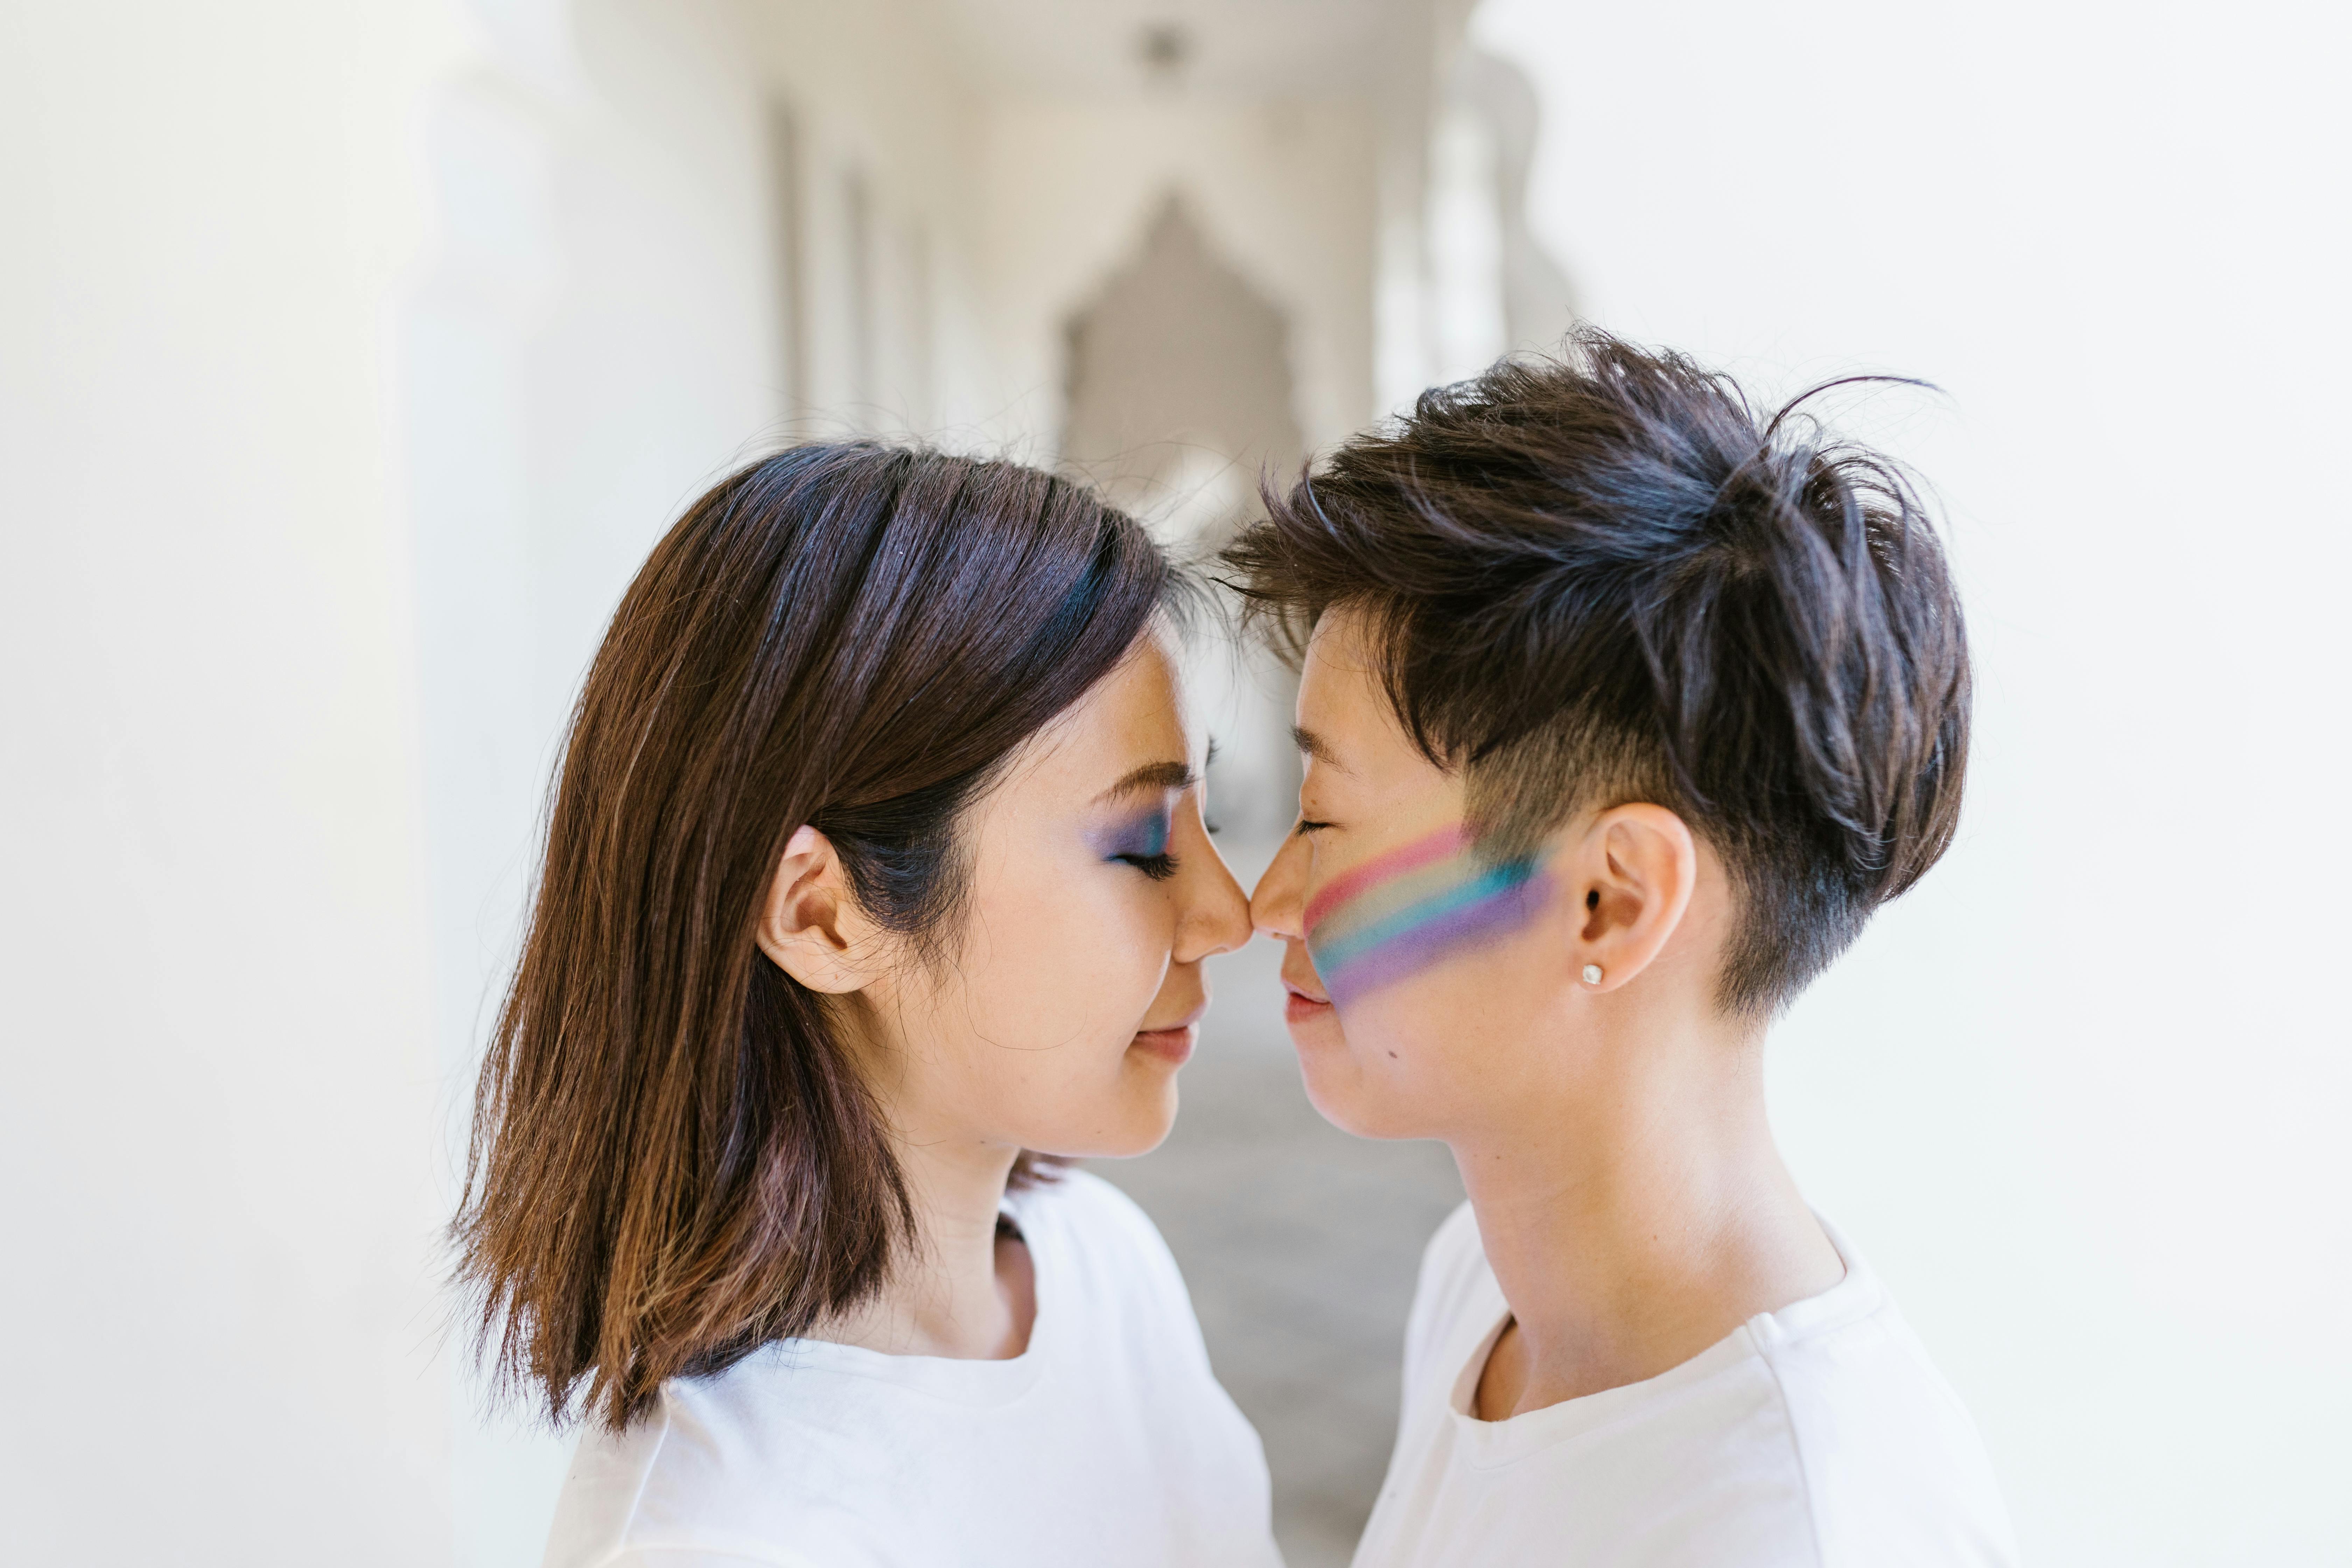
[817,1111,1035,1361]
[1454,1002,1841,1416]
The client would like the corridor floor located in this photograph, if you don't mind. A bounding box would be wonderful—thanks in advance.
[1091,934,1465,1568]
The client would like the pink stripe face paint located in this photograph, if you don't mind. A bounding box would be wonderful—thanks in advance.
[1304,824,1552,1009]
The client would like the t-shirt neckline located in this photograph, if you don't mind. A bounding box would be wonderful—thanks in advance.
[1442,1213,1878,1469]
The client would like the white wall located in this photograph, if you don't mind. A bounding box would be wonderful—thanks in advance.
[1,0,1030,1560]
[737,0,1015,440]
[0,1,470,1559]
[402,0,794,1553]
[1471,0,2350,1560]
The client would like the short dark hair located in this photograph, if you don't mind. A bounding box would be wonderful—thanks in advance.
[452,443,1174,1430]
[1223,329,1970,1016]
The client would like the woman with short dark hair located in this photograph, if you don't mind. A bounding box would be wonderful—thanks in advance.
[452,443,1277,1567]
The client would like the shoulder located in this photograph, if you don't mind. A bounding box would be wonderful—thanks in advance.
[543,1358,894,1568]
[1010,1167,1180,1279]
[1419,1198,1484,1284]
[1408,1201,1492,1339]
[1013,1165,1165,1246]
[540,1405,677,1568]
[1754,1225,2019,1566]
[1018,1167,1271,1422]
[1397,1200,1496,1401]
[1008,1167,1202,1326]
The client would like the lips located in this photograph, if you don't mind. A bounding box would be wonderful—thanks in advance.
[1279,945,1336,1029]
[1281,960,1335,1028]
[1130,999,1207,1065]
[1283,992,1333,1026]
[1137,998,1209,1036]
[1280,950,1331,1009]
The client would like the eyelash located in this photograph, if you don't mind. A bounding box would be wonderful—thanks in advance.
[1296,818,1332,835]
[1117,850,1181,881]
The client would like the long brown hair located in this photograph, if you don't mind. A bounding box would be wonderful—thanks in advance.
[453,443,1172,1429]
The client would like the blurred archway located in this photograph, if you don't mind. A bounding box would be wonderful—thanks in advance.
[1062,193,1305,844]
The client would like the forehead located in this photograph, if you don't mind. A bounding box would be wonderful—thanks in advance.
[1297,607,1434,785]
[1020,632,1189,787]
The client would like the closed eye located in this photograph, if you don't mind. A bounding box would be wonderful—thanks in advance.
[1295,817,1333,835]
[1116,850,1181,881]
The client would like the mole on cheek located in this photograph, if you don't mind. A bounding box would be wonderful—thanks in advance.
[1304,824,1549,1008]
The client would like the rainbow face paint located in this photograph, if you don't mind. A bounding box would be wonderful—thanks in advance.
[1304,824,1550,1008]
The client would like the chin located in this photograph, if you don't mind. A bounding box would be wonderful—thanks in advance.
[1053,1067,1181,1161]
[1297,1057,1413,1140]
[1290,1012,1422,1141]
[1109,1090,1180,1157]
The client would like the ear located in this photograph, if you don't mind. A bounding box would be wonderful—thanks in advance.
[1568,804,1698,993]
[754,826,875,994]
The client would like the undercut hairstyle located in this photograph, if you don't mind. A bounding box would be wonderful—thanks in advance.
[453,442,1174,1431]
[1223,329,1970,1016]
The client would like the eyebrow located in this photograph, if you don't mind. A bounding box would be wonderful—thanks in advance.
[1094,760,1196,803]
[1292,725,1351,773]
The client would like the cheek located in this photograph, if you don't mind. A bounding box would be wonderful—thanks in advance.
[1309,912,1569,1136]
[1306,845,1552,1011]
[1301,997,1463,1140]
[1008,874,1171,1028]
[1336,962,1513,1054]
[942,872,1177,1128]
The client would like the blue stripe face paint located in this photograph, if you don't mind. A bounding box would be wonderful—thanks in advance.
[1304,824,1552,1008]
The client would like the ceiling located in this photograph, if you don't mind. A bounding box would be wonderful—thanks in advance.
[925,0,1444,98]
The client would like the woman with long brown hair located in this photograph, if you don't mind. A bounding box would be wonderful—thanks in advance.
[452,444,1279,1566]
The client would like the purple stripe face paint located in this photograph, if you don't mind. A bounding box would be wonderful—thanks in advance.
[1304,824,1552,1009]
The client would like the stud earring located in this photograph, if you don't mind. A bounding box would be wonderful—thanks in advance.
[1581,964,1603,985]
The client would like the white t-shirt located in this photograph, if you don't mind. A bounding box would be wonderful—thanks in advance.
[1354,1202,2017,1568]
[542,1170,1282,1568]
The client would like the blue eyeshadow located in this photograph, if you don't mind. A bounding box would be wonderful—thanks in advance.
[1097,808,1171,860]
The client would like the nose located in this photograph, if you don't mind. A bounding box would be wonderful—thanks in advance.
[1251,827,1309,942]
[1171,796,1252,964]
